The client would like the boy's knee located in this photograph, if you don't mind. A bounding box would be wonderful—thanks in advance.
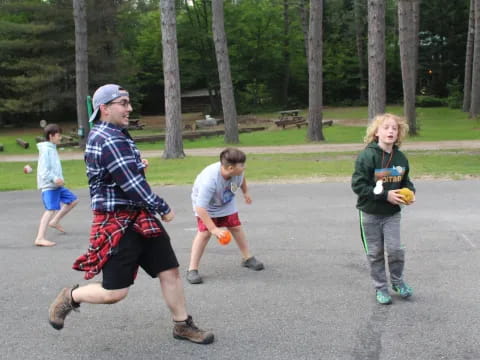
[367,246,384,259]
[388,248,405,260]
[196,231,211,241]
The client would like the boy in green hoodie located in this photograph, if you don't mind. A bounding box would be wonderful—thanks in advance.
[351,113,415,305]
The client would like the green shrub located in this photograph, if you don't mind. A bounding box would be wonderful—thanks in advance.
[446,79,463,109]
[416,95,447,107]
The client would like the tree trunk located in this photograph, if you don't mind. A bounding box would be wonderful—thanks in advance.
[470,0,480,118]
[160,0,185,158]
[212,0,239,143]
[184,0,219,115]
[354,0,367,103]
[307,0,324,141]
[72,0,89,147]
[413,1,420,86]
[463,0,475,112]
[367,0,386,122]
[398,0,419,135]
[298,0,309,58]
[281,0,291,105]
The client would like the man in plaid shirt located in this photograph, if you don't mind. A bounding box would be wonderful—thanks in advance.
[48,84,214,345]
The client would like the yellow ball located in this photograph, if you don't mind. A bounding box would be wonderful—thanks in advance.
[398,187,414,204]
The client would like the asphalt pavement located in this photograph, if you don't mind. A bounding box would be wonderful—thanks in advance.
[0,180,479,360]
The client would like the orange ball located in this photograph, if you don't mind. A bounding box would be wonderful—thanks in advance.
[398,187,414,205]
[218,230,232,245]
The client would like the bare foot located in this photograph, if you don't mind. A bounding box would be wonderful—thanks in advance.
[49,223,65,233]
[35,239,56,247]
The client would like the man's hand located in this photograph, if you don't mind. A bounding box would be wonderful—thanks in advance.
[54,178,65,187]
[142,158,149,171]
[161,210,175,222]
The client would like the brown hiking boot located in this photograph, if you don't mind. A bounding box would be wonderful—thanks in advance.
[48,285,80,330]
[173,316,214,344]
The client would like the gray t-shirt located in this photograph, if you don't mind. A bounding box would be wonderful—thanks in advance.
[191,162,244,217]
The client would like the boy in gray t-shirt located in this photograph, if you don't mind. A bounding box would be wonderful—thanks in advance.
[187,148,264,284]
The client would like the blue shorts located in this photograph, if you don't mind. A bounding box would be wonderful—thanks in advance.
[42,187,77,211]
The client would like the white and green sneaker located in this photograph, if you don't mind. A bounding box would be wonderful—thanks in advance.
[392,283,413,298]
[376,289,392,305]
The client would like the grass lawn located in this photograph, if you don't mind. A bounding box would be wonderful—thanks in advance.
[1,106,478,191]
[1,150,478,191]
[0,107,479,155]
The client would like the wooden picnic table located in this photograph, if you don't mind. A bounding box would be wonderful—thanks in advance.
[276,109,306,129]
[128,118,144,130]
[275,118,307,129]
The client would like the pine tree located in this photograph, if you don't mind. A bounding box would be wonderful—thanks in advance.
[0,0,74,123]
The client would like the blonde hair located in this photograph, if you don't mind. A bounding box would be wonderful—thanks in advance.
[363,113,409,146]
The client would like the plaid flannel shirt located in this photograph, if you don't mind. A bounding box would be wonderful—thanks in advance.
[84,122,170,215]
[73,210,164,280]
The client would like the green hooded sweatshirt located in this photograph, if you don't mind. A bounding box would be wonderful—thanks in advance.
[351,141,415,215]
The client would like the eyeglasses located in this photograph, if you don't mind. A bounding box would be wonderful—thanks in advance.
[108,99,131,107]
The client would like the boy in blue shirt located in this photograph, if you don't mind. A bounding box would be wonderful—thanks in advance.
[35,124,78,246]
[187,148,264,284]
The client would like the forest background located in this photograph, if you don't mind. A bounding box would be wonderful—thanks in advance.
[0,0,469,125]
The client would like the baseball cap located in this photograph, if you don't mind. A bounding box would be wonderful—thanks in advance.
[89,84,129,122]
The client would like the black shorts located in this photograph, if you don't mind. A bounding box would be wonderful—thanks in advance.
[102,224,179,290]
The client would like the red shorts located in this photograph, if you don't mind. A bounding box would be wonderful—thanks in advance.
[196,212,241,232]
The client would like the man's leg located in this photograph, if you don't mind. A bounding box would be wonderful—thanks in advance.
[35,210,56,246]
[49,199,79,232]
[158,268,214,344]
[72,283,129,304]
[49,283,129,330]
[158,268,188,321]
[49,224,140,330]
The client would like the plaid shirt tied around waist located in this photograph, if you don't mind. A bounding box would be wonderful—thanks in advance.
[73,209,163,280]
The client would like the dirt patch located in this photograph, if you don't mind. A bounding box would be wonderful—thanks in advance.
[140,113,207,128]
[330,118,368,127]
[139,113,275,130]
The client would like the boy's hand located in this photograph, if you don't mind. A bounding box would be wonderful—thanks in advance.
[243,192,252,204]
[161,210,175,222]
[211,227,228,239]
[387,190,406,205]
[54,178,64,186]
[142,158,149,168]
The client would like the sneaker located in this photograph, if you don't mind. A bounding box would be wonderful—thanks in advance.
[186,270,203,284]
[173,315,214,344]
[376,289,392,305]
[241,256,264,271]
[392,282,413,298]
[48,285,80,330]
